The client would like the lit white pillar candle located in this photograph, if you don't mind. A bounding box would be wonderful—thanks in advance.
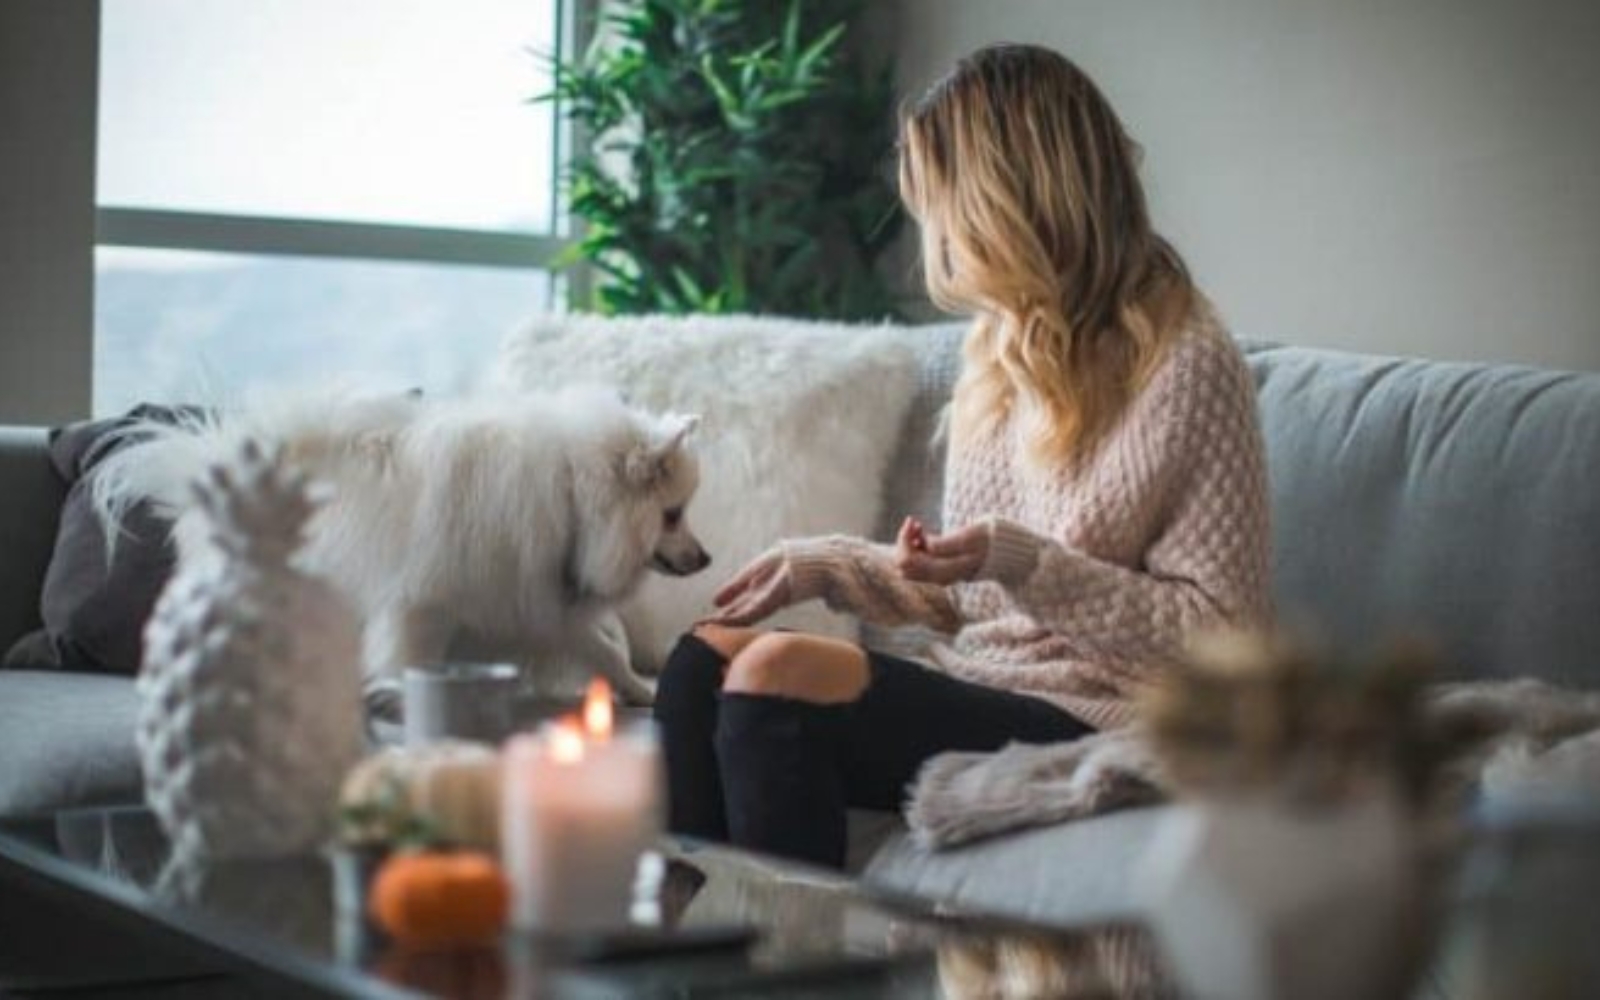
[501,679,662,933]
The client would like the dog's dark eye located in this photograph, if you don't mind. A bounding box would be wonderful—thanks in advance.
[663,507,683,529]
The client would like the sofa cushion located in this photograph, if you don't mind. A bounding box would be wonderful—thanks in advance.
[861,805,1168,925]
[2,405,193,675]
[1245,344,1600,687]
[0,671,142,815]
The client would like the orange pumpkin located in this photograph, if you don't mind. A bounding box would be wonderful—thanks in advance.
[368,851,511,950]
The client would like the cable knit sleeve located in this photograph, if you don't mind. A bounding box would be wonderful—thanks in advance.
[781,536,963,634]
[967,329,1272,665]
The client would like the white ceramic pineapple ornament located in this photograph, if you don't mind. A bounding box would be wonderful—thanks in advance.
[138,440,363,859]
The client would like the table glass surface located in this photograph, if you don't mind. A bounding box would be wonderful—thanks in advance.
[0,806,1173,999]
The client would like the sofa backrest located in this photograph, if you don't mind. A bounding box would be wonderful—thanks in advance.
[876,322,967,540]
[6,329,1596,688]
[0,427,63,651]
[875,325,1600,687]
[1248,343,1600,686]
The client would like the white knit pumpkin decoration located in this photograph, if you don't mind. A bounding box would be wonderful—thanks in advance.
[138,440,363,859]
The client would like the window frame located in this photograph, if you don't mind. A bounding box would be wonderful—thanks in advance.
[94,0,587,275]
[96,208,568,270]
[0,0,594,424]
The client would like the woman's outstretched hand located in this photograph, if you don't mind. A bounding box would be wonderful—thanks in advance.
[704,548,794,626]
[895,516,988,584]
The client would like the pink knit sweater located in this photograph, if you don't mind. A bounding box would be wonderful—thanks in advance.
[784,318,1272,730]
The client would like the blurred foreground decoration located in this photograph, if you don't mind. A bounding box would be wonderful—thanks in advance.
[1145,630,1438,806]
[1138,630,1436,1000]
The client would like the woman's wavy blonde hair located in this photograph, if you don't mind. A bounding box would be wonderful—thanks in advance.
[899,45,1198,467]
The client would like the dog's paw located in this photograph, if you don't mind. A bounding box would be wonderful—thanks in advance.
[612,671,658,707]
[363,678,404,724]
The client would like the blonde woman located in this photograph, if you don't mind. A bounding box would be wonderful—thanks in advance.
[653,44,1271,868]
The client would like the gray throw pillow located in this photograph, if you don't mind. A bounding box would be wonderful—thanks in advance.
[1,405,197,675]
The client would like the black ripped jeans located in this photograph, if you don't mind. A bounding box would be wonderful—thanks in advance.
[652,632,1094,869]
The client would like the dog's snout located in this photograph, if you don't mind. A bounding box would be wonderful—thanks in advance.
[651,543,713,577]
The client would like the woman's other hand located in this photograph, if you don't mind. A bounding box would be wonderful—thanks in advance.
[704,548,795,626]
[895,517,988,584]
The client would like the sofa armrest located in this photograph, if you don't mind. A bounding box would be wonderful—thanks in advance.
[0,426,63,651]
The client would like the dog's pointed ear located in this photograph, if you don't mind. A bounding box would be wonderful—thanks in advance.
[661,413,700,452]
[621,414,700,490]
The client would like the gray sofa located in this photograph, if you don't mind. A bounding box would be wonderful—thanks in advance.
[4,327,1599,927]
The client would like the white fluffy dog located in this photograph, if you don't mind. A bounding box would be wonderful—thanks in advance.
[94,385,709,708]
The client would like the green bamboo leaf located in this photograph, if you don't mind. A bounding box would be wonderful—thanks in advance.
[697,53,755,131]
[670,266,706,305]
[754,88,808,112]
[797,22,846,78]
[781,0,801,60]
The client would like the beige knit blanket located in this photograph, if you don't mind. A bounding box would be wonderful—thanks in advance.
[905,678,1600,849]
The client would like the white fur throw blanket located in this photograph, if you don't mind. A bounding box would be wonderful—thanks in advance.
[906,678,1600,849]
[492,314,920,671]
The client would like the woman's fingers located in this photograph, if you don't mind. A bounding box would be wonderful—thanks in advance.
[708,585,778,626]
[897,550,966,585]
[897,516,928,552]
[896,517,915,552]
[740,594,780,626]
[894,518,920,568]
[897,521,990,584]
[703,585,759,625]
[708,557,791,625]
[713,553,776,607]
[923,522,985,559]
[703,604,752,627]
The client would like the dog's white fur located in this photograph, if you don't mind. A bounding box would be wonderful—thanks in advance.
[93,384,708,706]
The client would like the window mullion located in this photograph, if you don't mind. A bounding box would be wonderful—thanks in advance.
[97,207,568,271]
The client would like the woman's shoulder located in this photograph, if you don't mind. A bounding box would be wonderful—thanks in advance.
[1151,309,1254,402]
[1131,309,1258,442]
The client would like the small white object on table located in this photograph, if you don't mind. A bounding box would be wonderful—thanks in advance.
[501,679,662,932]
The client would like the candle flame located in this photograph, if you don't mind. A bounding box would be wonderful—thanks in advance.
[583,677,614,739]
[549,720,585,764]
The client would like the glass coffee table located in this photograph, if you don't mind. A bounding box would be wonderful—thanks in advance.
[0,805,1173,998]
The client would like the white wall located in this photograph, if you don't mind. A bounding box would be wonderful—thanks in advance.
[891,0,1600,370]
[0,0,99,423]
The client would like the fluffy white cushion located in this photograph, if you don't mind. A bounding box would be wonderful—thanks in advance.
[493,314,920,670]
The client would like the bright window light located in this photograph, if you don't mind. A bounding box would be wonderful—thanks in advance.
[93,0,563,416]
[98,0,558,232]
[95,249,553,415]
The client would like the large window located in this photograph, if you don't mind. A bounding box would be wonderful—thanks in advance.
[95,0,569,415]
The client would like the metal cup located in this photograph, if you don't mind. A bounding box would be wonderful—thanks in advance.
[402,662,520,747]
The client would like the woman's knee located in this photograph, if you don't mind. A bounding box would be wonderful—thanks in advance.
[690,623,763,660]
[722,633,869,704]
[654,631,728,721]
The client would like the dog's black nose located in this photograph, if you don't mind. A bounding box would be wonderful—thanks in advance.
[696,551,712,572]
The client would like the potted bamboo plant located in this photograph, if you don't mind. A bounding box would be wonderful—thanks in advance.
[544,0,903,319]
